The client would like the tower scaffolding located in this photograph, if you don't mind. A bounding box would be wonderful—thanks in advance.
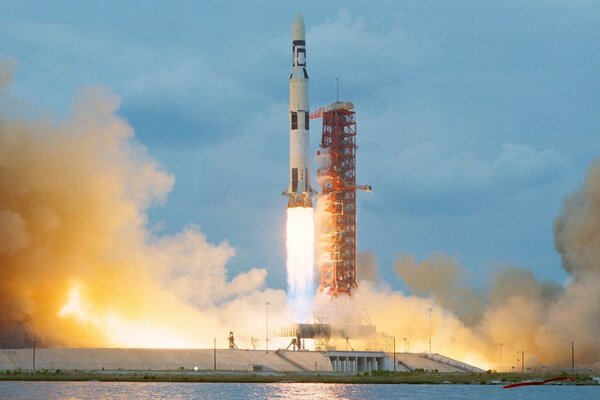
[314,102,371,296]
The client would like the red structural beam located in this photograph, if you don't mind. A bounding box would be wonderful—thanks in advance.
[317,108,358,296]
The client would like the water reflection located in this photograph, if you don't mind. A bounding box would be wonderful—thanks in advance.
[265,383,366,400]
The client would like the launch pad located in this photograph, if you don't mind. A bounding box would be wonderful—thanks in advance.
[281,321,378,352]
[0,347,485,373]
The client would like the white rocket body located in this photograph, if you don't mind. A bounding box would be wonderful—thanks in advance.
[285,12,313,208]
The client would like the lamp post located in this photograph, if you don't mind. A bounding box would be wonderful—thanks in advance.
[571,341,575,372]
[393,337,396,372]
[516,350,524,373]
[265,301,270,352]
[428,308,433,354]
[32,337,36,372]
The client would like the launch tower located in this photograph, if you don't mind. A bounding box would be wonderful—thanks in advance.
[312,102,371,296]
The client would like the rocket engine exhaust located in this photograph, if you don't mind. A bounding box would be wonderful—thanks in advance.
[286,207,315,321]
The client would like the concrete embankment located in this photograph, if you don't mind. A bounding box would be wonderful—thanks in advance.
[0,348,332,372]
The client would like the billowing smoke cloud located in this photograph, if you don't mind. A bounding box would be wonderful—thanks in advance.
[394,253,484,326]
[315,248,599,370]
[313,162,600,370]
[0,63,288,349]
[2,59,598,371]
[356,250,378,283]
[313,150,332,294]
[554,159,600,276]
[551,159,600,366]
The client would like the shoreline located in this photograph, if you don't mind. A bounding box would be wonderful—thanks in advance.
[1,370,598,385]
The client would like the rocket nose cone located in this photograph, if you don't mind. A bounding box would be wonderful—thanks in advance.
[294,11,304,25]
[292,12,305,40]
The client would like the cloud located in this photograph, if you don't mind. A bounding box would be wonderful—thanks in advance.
[307,9,433,104]
[381,142,568,199]
[121,57,253,116]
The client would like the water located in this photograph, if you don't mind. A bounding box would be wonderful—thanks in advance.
[0,382,598,400]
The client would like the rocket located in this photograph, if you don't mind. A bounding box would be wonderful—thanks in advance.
[284,12,314,208]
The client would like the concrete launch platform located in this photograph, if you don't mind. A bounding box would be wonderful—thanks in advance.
[0,348,332,372]
[0,348,483,373]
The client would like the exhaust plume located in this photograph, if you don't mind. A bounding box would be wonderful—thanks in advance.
[313,158,600,370]
[286,207,315,322]
[395,253,484,326]
[0,65,289,349]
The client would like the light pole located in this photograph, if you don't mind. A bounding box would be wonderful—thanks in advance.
[213,337,216,370]
[571,341,575,372]
[428,308,433,354]
[265,301,270,352]
[517,350,524,373]
[32,336,36,372]
[403,337,407,363]
[393,337,396,372]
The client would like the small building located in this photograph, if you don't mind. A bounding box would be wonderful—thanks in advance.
[326,351,390,373]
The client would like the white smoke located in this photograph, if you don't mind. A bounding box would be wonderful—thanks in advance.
[0,64,289,349]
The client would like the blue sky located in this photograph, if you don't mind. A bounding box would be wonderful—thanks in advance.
[2,0,599,290]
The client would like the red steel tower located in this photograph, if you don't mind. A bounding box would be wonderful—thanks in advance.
[312,102,371,296]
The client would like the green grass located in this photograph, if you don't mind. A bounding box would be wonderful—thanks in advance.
[0,369,596,385]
